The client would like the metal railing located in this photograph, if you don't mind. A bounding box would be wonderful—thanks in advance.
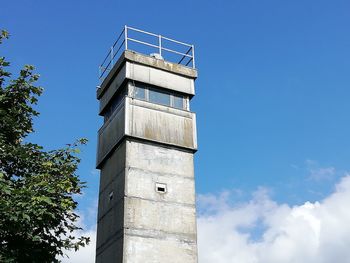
[99,25,195,82]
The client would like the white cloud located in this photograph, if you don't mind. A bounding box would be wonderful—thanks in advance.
[62,175,350,263]
[306,160,336,181]
[197,175,350,263]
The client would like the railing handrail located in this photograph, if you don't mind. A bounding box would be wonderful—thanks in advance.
[98,25,195,83]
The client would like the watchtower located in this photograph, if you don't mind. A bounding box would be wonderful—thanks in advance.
[95,26,198,263]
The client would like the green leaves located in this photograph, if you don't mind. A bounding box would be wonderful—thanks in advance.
[0,30,9,44]
[0,31,89,262]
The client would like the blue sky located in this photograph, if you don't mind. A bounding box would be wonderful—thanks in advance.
[2,0,350,261]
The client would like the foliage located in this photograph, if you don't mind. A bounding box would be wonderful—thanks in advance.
[0,30,90,263]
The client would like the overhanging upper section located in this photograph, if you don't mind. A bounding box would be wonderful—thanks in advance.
[97,50,197,114]
[97,50,197,96]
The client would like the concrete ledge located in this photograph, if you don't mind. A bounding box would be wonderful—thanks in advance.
[97,50,198,99]
[125,51,198,79]
[125,228,197,242]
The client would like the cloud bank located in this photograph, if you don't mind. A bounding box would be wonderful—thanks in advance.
[197,175,350,263]
[63,175,350,263]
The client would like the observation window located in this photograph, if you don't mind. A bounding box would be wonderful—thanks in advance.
[135,84,146,100]
[103,86,127,122]
[149,88,171,106]
[173,94,184,109]
[131,82,187,110]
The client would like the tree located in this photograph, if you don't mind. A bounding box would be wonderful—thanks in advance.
[0,30,90,263]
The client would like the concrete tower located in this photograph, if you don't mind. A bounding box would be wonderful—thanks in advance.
[95,26,198,263]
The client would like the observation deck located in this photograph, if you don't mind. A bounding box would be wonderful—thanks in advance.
[98,26,196,84]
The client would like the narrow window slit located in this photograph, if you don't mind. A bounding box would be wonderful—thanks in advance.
[155,183,167,194]
[157,186,165,192]
[109,191,114,201]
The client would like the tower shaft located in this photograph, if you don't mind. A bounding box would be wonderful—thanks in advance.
[96,40,198,262]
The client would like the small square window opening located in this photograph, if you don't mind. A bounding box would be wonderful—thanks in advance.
[155,183,167,194]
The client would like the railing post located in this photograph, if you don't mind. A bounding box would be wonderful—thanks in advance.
[159,35,162,56]
[191,45,195,68]
[124,25,128,50]
[110,46,114,68]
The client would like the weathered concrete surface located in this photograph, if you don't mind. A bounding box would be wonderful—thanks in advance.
[98,51,197,99]
[126,61,195,97]
[99,63,127,114]
[96,235,124,263]
[96,143,126,263]
[96,97,197,168]
[96,140,198,263]
[126,167,195,205]
[124,197,196,234]
[97,51,197,115]
[124,234,197,263]
[126,98,197,150]
[98,142,126,192]
[124,51,197,79]
[96,199,124,258]
[96,101,125,167]
[122,140,198,262]
[96,50,198,263]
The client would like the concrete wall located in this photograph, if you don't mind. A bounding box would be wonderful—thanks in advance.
[125,98,197,150]
[96,51,198,263]
[96,139,198,263]
[96,142,127,263]
[124,234,197,263]
[97,97,197,168]
[99,64,127,114]
[123,140,198,263]
[96,101,125,167]
[126,62,195,97]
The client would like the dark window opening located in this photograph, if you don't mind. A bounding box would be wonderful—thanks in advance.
[135,84,146,100]
[132,82,187,110]
[149,88,171,106]
[104,86,127,122]
[157,186,166,192]
[109,191,114,201]
[173,94,184,109]
[155,183,167,194]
